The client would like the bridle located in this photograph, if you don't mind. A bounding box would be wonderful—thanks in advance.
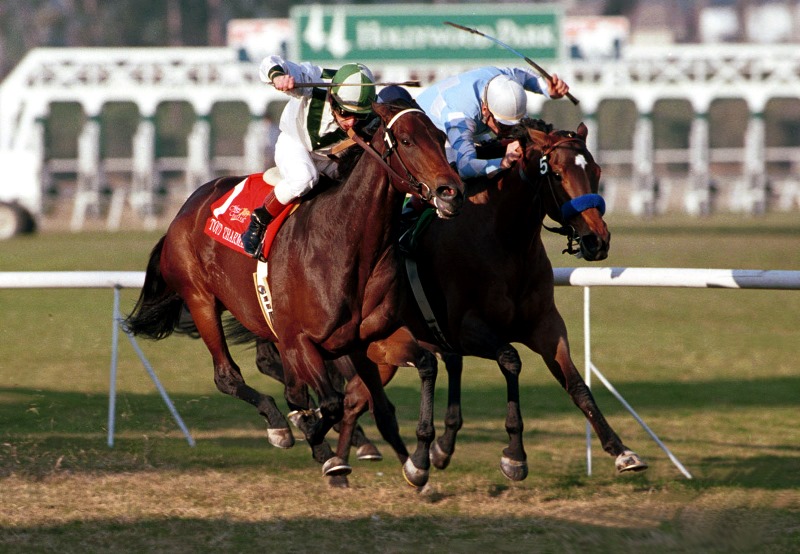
[347,108,435,202]
[519,134,606,256]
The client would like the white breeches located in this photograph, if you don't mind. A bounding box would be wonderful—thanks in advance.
[270,132,338,205]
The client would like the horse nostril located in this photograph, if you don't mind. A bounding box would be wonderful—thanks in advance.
[436,185,456,200]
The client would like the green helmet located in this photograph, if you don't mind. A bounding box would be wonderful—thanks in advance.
[330,63,376,115]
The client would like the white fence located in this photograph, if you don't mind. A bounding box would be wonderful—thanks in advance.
[3,268,799,476]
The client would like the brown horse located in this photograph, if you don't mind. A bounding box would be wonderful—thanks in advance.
[124,100,464,486]
[332,119,647,479]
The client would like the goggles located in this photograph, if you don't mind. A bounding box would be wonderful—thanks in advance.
[331,100,371,121]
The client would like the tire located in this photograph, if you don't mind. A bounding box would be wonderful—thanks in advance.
[0,202,37,239]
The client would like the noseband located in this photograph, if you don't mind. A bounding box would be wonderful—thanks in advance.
[520,136,606,255]
[347,108,434,201]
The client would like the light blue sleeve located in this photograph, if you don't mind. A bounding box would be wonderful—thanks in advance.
[501,67,551,98]
[444,115,503,180]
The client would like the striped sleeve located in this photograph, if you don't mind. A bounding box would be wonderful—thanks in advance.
[445,114,503,179]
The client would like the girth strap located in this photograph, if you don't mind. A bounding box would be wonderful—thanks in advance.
[405,256,454,351]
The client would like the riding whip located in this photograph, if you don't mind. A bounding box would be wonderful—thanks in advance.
[444,21,579,105]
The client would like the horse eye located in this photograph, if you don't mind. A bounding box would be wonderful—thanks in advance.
[400,138,412,146]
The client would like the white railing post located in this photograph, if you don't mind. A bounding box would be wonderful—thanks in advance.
[108,286,120,447]
[583,286,592,476]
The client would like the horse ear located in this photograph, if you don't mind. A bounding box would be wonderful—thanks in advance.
[577,122,588,140]
[528,129,549,145]
[372,101,391,121]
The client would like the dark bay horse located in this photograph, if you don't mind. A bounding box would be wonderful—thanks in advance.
[124,100,464,486]
[333,119,647,480]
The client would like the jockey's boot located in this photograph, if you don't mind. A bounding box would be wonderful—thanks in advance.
[241,190,289,260]
[241,206,272,259]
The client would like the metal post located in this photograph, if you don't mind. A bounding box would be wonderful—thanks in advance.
[583,286,592,476]
[107,286,195,447]
[580,284,692,479]
[590,363,693,479]
[107,287,121,447]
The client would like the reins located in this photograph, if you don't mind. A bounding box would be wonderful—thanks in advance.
[346,108,434,201]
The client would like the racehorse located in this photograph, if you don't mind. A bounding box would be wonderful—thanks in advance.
[331,119,647,480]
[124,100,464,486]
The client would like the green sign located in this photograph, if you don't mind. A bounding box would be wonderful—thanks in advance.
[291,4,562,64]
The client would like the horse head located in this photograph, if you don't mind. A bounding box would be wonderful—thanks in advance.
[520,120,610,261]
[371,100,464,218]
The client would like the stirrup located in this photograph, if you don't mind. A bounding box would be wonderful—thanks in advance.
[242,228,265,259]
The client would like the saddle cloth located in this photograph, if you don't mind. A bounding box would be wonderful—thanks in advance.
[203,172,294,258]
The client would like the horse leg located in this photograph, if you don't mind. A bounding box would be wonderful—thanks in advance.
[326,356,383,462]
[366,326,437,488]
[529,311,648,473]
[187,300,294,448]
[496,344,528,481]
[459,315,528,479]
[430,352,463,471]
[348,350,413,476]
[331,361,398,477]
[279,338,350,477]
[327,354,383,461]
[254,340,338,465]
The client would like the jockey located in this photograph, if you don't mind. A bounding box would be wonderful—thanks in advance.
[241,56,377,258]
[415,66,570,181]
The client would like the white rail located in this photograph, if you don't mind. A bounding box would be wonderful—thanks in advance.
[4,267,800,290]
[553,267,800,290]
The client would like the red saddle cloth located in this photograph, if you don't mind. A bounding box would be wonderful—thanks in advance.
[204,173,294,258]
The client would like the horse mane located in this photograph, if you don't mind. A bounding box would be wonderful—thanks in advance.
[509,118,554,141]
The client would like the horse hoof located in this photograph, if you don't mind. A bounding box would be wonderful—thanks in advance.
[429,441,451,470]
[287,410,304,429]
[615,450,648,473]
[500,456,528,481]
[287,409,320,429]
[267,427,295,449]
[322,456,352,477]
[402,459,429,488]
[327,474,350,488]
[356,443,383,461]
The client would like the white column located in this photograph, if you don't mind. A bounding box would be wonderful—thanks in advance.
[129,116,158,225]
[70,115,104,231]
[629,112,657,216]
[743,112,767,214]
[685,112,712,216]
[185,115,212,195]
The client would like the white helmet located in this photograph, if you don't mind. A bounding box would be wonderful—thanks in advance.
[483,75,527,126]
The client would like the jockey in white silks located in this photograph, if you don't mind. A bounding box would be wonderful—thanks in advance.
[241,55,376,258]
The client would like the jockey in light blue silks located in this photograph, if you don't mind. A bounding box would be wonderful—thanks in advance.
[415,66,570,181]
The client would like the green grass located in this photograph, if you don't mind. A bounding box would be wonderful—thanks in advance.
[1,214,799,552]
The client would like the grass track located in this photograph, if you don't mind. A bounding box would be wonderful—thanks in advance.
[1,213,799,552]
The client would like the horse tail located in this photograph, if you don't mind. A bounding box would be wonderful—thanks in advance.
[123,235,184,339]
